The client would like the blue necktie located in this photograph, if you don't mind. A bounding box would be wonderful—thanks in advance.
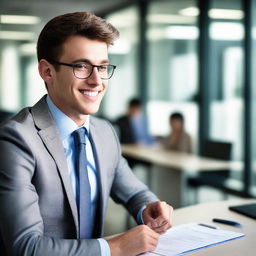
[73,127,92,238]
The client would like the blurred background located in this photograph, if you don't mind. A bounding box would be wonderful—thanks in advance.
[1,0,256,234]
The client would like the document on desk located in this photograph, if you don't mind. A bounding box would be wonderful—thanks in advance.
[142,223,244,256]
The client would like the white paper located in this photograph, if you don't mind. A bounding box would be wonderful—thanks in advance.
[142,222,244,256]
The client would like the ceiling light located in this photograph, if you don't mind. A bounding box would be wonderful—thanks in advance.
[209,9,244,20]
[147,14,196,24]
[179,7,199,17]
[147,26,199,41]
[0,31,36,40]
[166,26,199,40]
[210,22,244,40]
[0,15,41,24]
[179,7,244,20]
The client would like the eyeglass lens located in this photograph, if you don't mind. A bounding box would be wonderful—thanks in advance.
[74,64,114,79]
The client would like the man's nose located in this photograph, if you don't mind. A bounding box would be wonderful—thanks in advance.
[87,67,102,84]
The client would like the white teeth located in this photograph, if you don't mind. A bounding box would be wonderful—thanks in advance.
[81,91,98,97]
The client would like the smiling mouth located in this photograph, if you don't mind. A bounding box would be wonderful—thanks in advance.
[79,90,100,97]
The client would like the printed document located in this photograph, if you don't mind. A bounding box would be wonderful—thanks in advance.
[142,222,244,256]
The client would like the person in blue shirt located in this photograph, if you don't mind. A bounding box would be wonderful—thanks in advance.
[115,98,154,145]
[0,12,173,256]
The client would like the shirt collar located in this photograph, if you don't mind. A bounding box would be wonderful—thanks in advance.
[46,95,90,141]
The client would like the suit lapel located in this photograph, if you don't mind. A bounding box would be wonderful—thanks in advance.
[31,96,79,236]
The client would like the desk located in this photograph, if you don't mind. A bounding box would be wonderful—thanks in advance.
[122,144,242,171]
[173,199,256,256]
[121,144,242,207]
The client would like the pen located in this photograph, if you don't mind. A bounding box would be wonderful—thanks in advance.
[212,218,242,227]
[198,223,217,229]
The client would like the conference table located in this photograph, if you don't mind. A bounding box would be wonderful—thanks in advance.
[121,144,242,207]
[170,199,256,256]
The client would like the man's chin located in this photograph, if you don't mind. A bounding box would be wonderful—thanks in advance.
[83,106,100,116]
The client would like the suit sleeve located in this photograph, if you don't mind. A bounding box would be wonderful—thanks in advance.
[0,124,101,256]
[107,122,159,220]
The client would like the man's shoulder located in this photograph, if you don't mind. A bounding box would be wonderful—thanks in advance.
[0,107,34,136]
[0,107,31,125]
[90,116,112,128]
[90,116,119,139]
[0,95,47,129]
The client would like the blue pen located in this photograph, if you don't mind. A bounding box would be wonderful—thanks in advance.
[212,218,242,227]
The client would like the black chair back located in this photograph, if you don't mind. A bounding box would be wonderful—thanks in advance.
[202,140,232,160]
[198,140,233,182]
[188,140,233,202]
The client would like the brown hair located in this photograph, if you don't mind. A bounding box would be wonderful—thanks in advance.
[37,12,119,62]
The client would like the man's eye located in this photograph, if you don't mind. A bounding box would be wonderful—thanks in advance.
[99,66,107,71]
[75,64,89,70]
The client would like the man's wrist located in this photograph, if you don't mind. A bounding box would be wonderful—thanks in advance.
[107,237,121,256]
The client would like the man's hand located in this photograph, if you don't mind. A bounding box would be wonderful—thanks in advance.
[142,201,173,234]
[107,225,159,256]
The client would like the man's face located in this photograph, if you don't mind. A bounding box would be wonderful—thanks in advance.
[129,105,141,117]
[170,119,183,132]
[48,35,109,125]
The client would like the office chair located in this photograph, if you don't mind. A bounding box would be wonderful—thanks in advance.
[187,140,232,203]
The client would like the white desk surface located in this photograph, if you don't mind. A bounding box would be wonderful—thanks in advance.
[173,199,256,256]
[121,144,242,172]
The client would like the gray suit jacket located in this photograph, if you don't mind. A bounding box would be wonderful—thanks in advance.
[0,96,158,256]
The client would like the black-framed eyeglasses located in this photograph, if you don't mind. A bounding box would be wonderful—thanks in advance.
[49,60,116,80]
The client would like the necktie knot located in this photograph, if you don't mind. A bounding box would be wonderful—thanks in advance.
[73,127,87,146]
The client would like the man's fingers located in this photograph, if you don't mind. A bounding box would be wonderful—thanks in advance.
[147,217,168,230]
[151,221,172,234]
[143,201,173,233]
[146,219,158,228]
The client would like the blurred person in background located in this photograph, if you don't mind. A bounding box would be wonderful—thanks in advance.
[115,98,154,145]
[161,112,192,153]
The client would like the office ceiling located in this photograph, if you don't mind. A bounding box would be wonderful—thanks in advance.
[0,0,132,18]
[0,0,242,42]
[0,0,199,35]
[0,0,136,37]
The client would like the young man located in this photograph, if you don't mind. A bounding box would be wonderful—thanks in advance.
[0,12,173,256]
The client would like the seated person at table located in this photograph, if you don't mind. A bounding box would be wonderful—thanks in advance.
[115,98,154,145]
[161,112,192,153]
[0,12,173,256]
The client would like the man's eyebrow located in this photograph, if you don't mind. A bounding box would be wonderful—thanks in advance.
[72,59,109,64]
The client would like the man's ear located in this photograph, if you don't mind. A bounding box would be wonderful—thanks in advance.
[38,59,55,86]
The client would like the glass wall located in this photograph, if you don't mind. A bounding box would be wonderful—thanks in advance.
[0,1,95,113]
[0,14,48,113]
[103,6,139,121]
[251,0,256,195]
[208,0,244,184]
[1,0,255,198]
[146,0,199,152]
[0,41,21,111]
